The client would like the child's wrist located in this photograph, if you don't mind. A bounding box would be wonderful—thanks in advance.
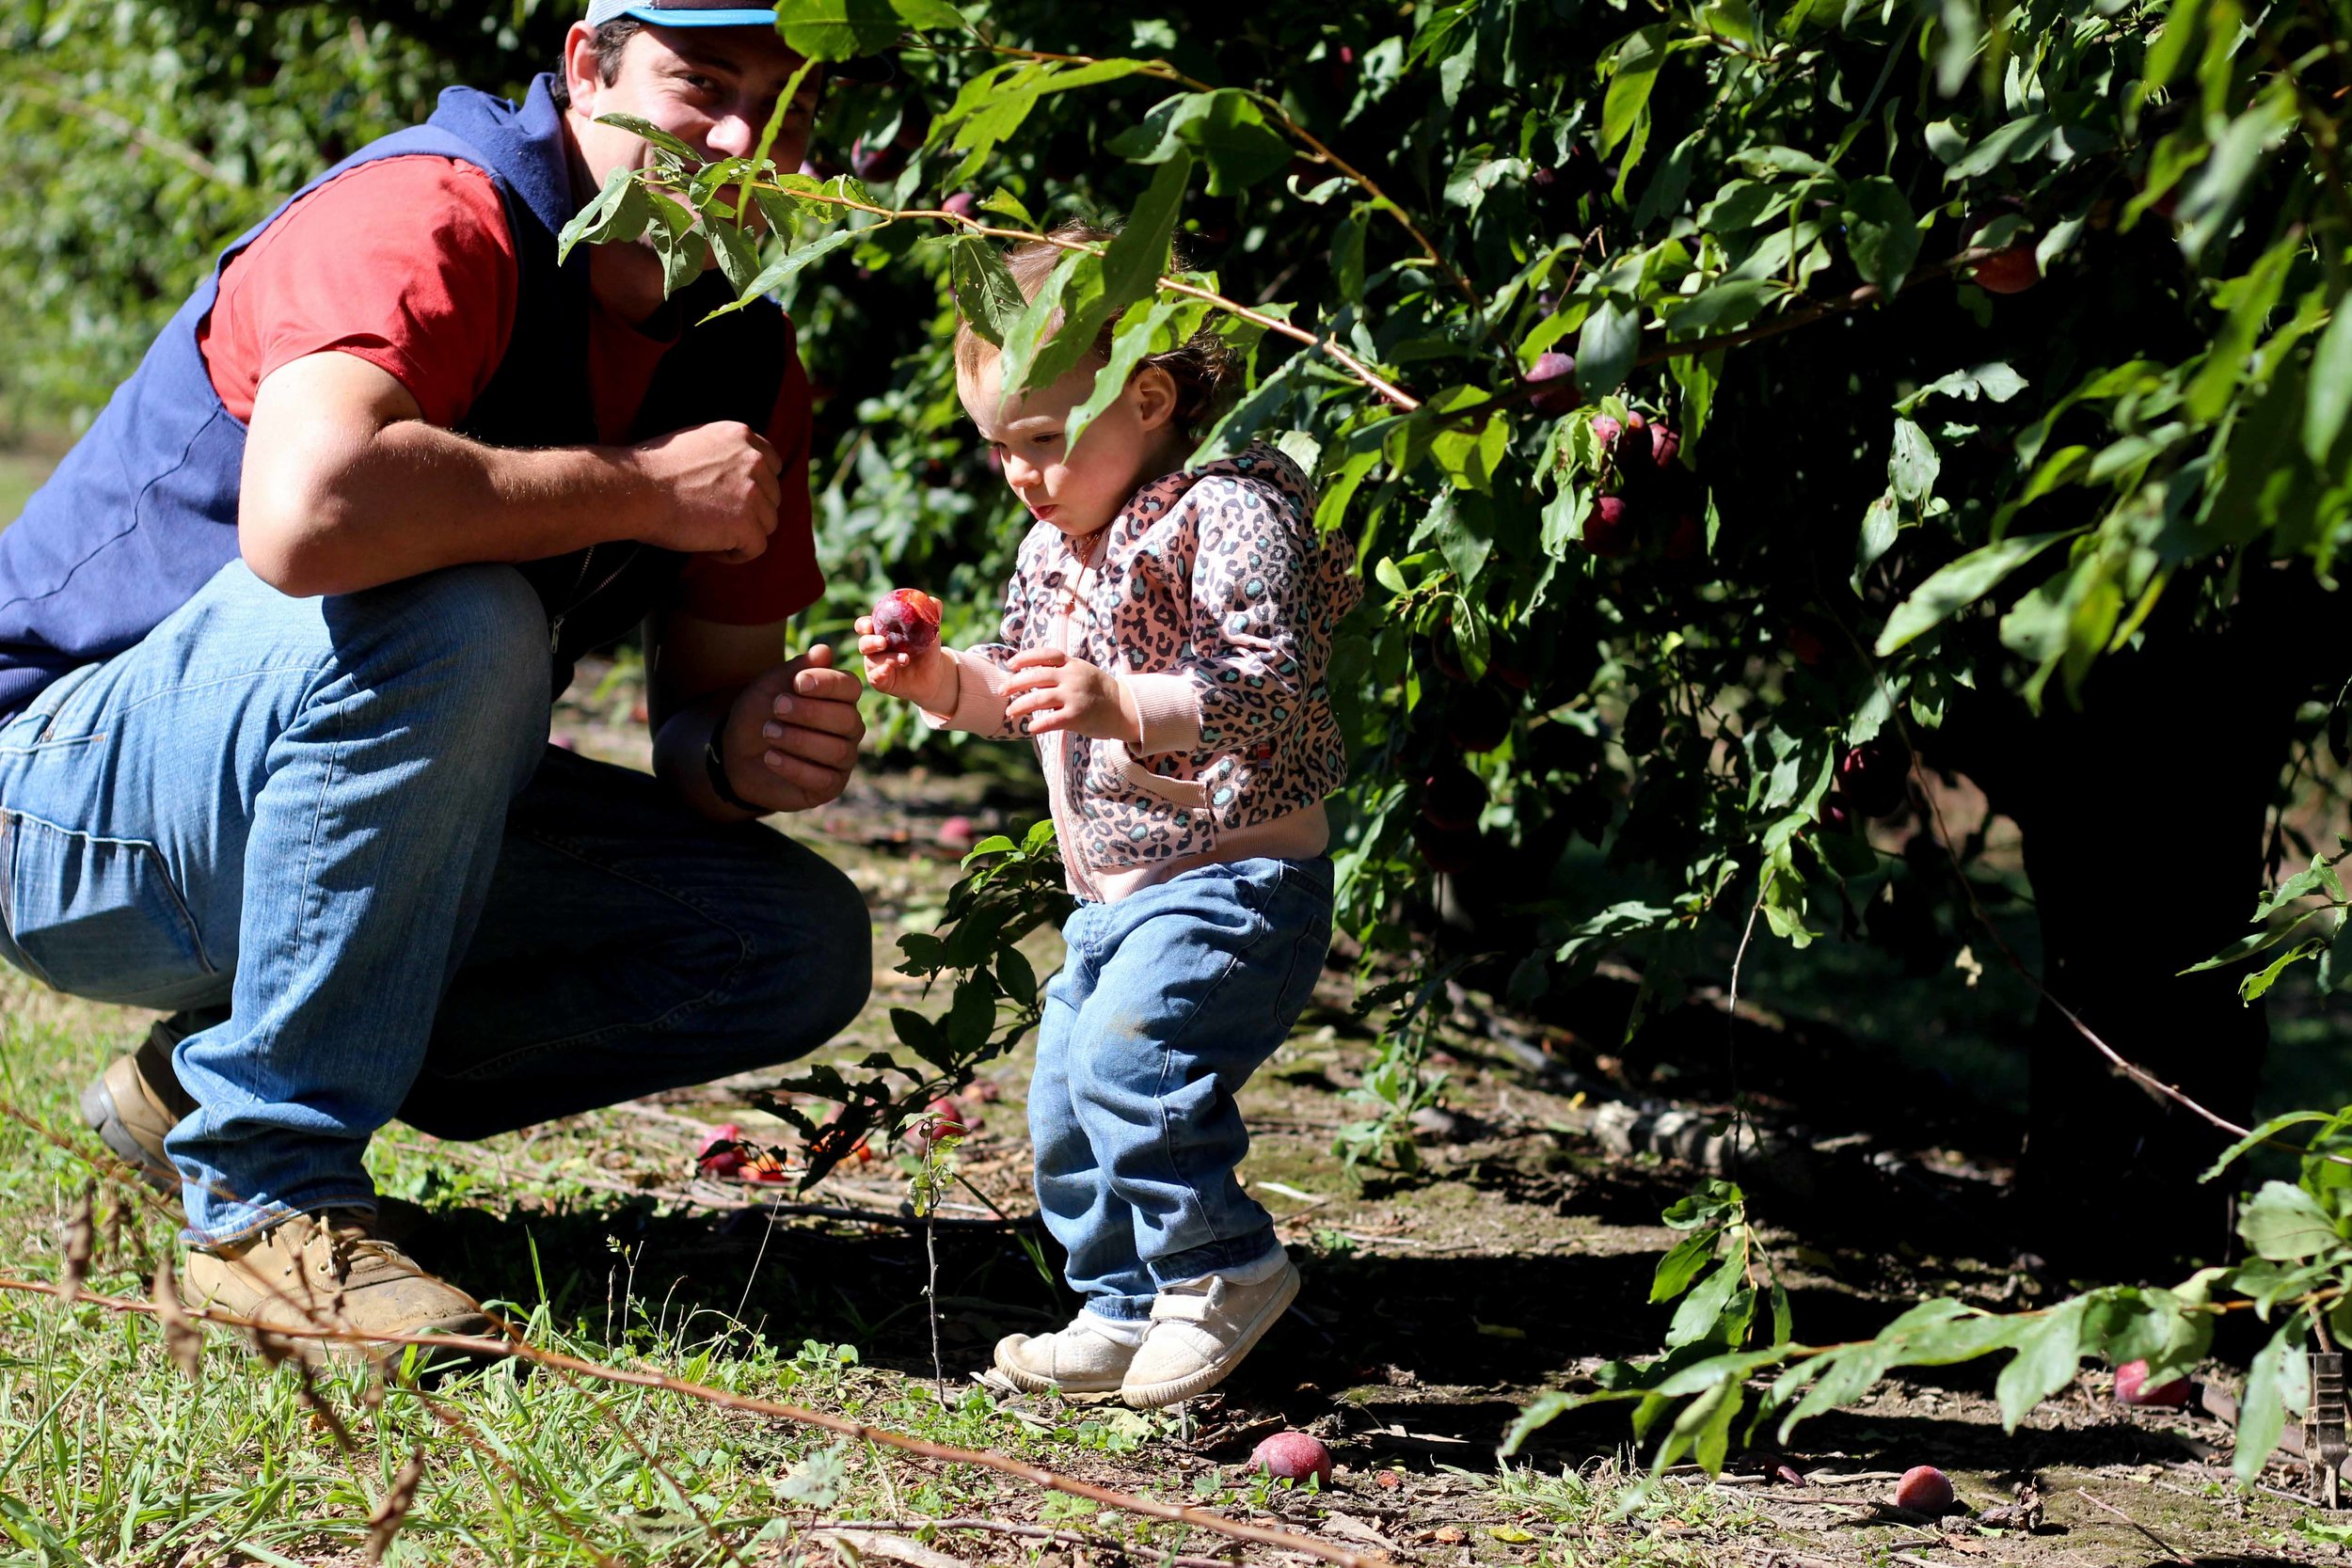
[1113,678,1143,744]
[921,647,963,714]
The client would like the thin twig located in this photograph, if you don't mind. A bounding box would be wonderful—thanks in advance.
[1,1275,1396,1568]
[742,193,1422,411]
[930,40,1481,310]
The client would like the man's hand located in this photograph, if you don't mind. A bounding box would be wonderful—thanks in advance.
[855,615,963,713]
[715,645,866,812]
[625,420,782,563]
[1002,648,1139,740]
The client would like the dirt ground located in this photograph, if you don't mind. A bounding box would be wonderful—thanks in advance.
[366,659,2339,1568]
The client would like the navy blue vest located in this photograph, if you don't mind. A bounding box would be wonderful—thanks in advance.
[0,75,787,721]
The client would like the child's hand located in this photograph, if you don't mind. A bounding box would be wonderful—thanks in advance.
[855,618,961,713]
[1003,649,1140,740]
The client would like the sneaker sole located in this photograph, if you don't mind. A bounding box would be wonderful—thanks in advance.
[78,1075,178,1195]
[992,1339,1128,1396]
[1120,1267,1301,1409]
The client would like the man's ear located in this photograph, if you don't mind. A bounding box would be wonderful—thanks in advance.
[1129,364,1181,432]
[562,23,603,115]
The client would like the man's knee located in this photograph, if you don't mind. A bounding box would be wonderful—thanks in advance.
[729,833,873,1057]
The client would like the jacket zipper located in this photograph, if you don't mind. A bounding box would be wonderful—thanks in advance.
[546,543,639,656]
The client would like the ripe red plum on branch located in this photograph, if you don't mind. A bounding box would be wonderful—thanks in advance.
[1583,495,1636,557]
[1525,352,1577,416]
[1970,246,2039,294]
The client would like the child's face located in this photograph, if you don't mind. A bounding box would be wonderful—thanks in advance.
[959,355,1183,541]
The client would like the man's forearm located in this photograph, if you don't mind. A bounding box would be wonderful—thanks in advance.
[242,417,656,598]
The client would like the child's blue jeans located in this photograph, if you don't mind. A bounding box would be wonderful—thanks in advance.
[1029,855,1332,1321]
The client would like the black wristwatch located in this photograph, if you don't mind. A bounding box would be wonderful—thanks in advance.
[703,720,762,814]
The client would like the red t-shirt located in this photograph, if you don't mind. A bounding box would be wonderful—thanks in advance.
[196,155,821,625]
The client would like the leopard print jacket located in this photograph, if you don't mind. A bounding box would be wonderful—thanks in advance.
[964,443,1361,871]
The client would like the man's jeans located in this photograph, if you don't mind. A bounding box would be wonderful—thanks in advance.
[1029,856,1332,1321]
[0,560,870,1243]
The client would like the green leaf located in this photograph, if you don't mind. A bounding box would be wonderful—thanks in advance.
[1600,25,1670,158]
[1874,531,2074,655]
[2240,1180,2342,1261]
[1651,1229,1721,1303]
[2304,300,2352,465]
[979,188,1036,229]
[1066,293,1199,451]
[1843,177,1920,295]
[707,222,761,294]
[595,112,699,165]
[644,189,702,296]
[702,228,855,320]
[1888,419,1938,504]
[1665,280,1780,341]
[1857,490,1901,580]
[774,0,905,60]
[2202,1112,2341,1181]
[890,0,966,26]
[2187,232,2298,422]
[1665,1257,1743,1348]
[889,1006,944,1059]
[1944,114,2053,182]
[2235,1316,2308,1484]
[1424,388,1507,493]
[995,944,1038,1009]
[937,59,1153,182]
[743,56,821,217]
[1995,1299,2086,1430]
[1098,150,1192,313]
[558,167,654,262]
[1576,298,1639,397]
[2241,939,2325,1004]
[1502,1391,1580,1455]
[947,235,1027,349]
[1108,90,1290,196]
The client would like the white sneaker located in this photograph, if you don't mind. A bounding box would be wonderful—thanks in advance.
[1120,1258,1300,1408]
[993,1311,1145,1395]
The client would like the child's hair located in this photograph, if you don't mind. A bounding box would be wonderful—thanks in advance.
[952,223,1234,437]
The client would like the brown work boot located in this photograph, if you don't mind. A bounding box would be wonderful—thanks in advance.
[182,1208,498,1365]
[78,1015,204,1192]
[81,1018,430,1243]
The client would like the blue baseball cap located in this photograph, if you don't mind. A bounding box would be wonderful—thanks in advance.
[585,0,776,25]
[582,0,897,78]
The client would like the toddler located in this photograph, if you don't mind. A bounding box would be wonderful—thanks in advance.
[859,229,1359,1406]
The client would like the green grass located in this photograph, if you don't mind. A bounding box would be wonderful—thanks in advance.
[0,975,1228,1566]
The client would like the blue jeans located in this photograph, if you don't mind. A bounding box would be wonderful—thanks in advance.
[1030,856,1332,1321]
[0,560,870,1243]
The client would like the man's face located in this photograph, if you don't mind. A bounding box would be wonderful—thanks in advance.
[564,22,819,195]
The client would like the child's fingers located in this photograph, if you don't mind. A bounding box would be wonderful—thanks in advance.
[1000,666,1062,697]
[853,616,876,635]
[1005,685,1070,721]
[1007,647,1069,672]
[856,633,891,657]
